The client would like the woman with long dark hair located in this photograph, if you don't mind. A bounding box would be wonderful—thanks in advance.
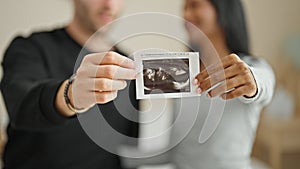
[171,0,275,168]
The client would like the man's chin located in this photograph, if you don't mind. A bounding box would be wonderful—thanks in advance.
[95,18,116,31]
[95,24,112,34]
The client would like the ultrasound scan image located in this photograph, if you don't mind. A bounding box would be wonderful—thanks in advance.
[143,59,190,94]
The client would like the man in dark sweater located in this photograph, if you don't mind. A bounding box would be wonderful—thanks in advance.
[0,0,139,168]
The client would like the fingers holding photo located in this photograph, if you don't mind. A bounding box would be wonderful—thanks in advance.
[82,51,136,69]
[194,54,257,99]
[78,52,137,80]
[70,51,137,108]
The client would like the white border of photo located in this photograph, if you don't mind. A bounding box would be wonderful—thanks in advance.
[134,51,200,99]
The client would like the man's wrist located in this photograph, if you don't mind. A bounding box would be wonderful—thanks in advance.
[55,80,76,117]
[64,74,89,113]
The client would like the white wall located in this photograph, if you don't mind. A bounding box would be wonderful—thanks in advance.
[2,0,299,71]
[0,0,73,60]
[243,0,300,62]
[1,0,299,72]
[0,0,184,59]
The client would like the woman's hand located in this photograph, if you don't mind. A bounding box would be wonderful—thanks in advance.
[194,54,257,100]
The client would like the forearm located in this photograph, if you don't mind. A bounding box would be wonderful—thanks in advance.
[239,58,275,105]
[1,79,72,130]
[1,36,75,130]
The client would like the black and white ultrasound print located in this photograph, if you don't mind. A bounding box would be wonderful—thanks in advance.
[143,59,190,94]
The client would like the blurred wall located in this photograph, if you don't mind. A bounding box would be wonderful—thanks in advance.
[0,0,73,63]
[244,0,300,62]
[1,0,299,77]
[2,0,300,69]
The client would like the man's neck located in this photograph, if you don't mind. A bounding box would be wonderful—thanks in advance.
[66,19,114,52]
[66,19,93,46]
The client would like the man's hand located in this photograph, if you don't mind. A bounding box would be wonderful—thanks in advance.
[56,52,137,117]
[194,54,257,100]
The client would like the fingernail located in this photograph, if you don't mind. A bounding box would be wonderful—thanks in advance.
[197,87,202,94]
[192,79,198,85]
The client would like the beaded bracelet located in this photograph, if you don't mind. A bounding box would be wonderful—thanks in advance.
[64,74,89,113]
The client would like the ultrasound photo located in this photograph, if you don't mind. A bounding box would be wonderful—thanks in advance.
[135,52,199,99]
[143,59,190,94]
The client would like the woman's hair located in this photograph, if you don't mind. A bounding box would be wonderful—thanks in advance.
[210,0,250,56]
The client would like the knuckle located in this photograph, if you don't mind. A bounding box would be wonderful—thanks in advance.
[83,54,93,63]
[98,79,109,90]
[229,54,240,61]
[81,57,88,64]
[105,51,113,57]
[105,52,116,62]
[249,83,256,91]
[244,73,252,82]
[105,66,117,78]
[76,67,88,78]
[197,73,206,81]
[246,76,252,82]
[98,79,105,88]
[82,55,89,63]
[227,54,234,61]
[237,62,248,73]
[247,86,254,92]
[108,51,117,55]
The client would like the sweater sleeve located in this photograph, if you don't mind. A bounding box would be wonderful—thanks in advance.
[238,57,276,106]
[0,37,72,131]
